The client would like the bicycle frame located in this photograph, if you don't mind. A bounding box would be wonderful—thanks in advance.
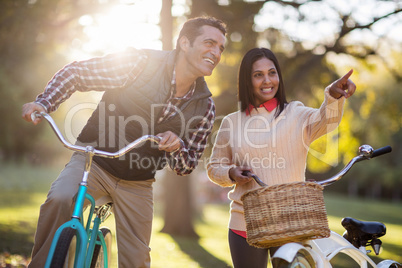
[44,146,103,268]
[270,144,401,268]
[33,112,160,268]
[313,232,378,268]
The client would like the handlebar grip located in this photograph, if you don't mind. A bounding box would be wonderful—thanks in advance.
[241,170,251,176]
[372,146,392,158]
[31,111,40,122]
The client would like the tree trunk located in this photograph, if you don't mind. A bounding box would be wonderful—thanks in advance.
[159,0,198,238]
[392,186,400,203]
[160,169,198,238]
[347,179,358,198]
[161,0,173,51]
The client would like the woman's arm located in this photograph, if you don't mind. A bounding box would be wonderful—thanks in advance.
[302,69,357,144]
[207,115,250,187]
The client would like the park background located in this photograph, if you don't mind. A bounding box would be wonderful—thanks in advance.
[0,0,401,267]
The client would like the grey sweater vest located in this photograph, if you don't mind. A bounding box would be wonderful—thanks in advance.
[77,49,212,180]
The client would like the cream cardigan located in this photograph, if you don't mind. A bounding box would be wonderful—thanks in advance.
[207,88,345,231]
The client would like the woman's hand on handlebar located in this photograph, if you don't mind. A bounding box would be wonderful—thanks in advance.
[22,102,46,125]
[229,166,253,185]
[156,131,183,153]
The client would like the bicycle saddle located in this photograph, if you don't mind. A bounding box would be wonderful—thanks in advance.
[341,217,386,247]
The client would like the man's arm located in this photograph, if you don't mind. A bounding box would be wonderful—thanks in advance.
[26,48,147,115]
[22,48,147,124]
[166,98,216,175]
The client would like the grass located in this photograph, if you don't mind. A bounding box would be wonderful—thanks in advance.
[324,193,402,266]
[1,163,401,267]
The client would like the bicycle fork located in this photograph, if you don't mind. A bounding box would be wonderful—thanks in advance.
[45,147,108,268]
[44,184,90,268]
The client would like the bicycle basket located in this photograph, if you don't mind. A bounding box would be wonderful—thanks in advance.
[241,181,330,248]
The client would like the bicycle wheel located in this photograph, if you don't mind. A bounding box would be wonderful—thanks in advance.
[272,250,315,268]
[50,227,77,268]
[90,227,112,268]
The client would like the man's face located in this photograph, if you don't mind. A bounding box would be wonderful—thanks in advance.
[181,25,226,77]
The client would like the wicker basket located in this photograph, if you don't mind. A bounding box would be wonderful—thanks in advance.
[241,181,330,248]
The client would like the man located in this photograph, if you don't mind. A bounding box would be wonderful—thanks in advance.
[22,16,227,267]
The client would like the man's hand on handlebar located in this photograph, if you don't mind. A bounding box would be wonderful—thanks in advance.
[22,102,46,125]
[156,131,183,153]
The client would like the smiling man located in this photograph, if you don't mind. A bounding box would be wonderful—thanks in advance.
[21,16,226,268]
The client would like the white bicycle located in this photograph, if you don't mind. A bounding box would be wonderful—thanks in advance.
[269,145,401,268]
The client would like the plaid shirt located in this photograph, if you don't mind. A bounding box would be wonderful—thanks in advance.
[35,48,215,175]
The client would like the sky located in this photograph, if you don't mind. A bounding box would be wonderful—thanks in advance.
[69,0,402,59]
[74,0,162,54]
[255,0,402,45]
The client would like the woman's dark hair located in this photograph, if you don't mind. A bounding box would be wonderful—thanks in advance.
[238,48,287,118]
[176,16,227,52]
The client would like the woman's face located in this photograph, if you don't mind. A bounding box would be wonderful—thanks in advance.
[251,57,279,106]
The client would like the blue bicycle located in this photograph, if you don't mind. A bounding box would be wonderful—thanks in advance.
[32,111,160,268]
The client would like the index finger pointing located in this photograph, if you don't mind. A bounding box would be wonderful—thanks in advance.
[338,69,353,83]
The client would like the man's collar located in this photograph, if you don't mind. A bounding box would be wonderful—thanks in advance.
[171,68,196,100]
[246,98,278,116]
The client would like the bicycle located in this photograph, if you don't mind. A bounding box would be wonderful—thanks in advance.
[260,144,402,268]
[32,111,160,268]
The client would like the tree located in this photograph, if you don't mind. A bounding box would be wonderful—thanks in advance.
[2,0,400,199]
[158,0,199,237]
[0,0,117,162]
[251,0,402,200]
[187,0,402,201]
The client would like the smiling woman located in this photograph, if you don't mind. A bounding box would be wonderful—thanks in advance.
[76,0,162,55]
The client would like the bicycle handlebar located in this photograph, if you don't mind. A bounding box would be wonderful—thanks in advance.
[372,146,392,158]
[243,143,392,188]
[33,112,393,185]
[32,111,161,159]
[316,144,392,187]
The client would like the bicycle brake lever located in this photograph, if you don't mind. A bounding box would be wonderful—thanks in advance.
[242,171,268,187]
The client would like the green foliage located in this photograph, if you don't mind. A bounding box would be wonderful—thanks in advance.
[331,55,402,199]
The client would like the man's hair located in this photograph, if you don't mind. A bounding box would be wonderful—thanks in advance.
[175,16,227,51]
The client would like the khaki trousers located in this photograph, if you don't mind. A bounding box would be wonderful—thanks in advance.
[28,152,155,268]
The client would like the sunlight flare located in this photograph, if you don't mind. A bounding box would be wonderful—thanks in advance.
[78,0,162,54]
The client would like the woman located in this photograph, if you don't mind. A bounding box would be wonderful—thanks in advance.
[207,47,356,267]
